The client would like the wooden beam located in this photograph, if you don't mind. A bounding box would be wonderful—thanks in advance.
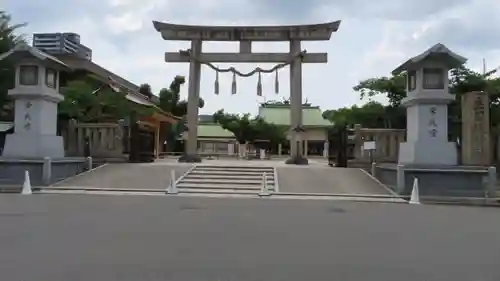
[164,52,328,63]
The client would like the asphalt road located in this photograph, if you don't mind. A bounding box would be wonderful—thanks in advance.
[0,194,499,281]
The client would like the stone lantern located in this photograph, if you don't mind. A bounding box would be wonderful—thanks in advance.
[392,43,467,165]
[0,43,71,158]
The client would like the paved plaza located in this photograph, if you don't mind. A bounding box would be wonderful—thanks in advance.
[51,161,193,191]
[50,158,391,196]
[0,194,499,281]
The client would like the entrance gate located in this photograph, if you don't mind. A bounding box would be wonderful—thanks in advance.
[153,21,341,164]
[328,124,348,167]
[129,115,155,163]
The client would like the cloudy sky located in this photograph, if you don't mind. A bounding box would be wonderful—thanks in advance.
[4,0,500,115]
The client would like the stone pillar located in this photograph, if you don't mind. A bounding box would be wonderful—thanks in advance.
[179,39,202,163]
[285,39,308,165]
[323,141,329,158]
[227,142,234,155]
[278,143,282,156]
[461,91,490,166]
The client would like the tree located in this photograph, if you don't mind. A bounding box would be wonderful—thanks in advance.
[138,83,153,99]
[0,11,26,120]
[352,66,500,138]
[213,109,286,157]
[353,74,406,107]
[158,75,205,151]
[58,78,152,123]
[322,101,406,129]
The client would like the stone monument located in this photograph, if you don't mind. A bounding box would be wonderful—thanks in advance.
[0,43,88,187]
[393,43,466,166]
[0,43,67,158]
[153,21,341,164]
[461,91,491,166]
[372,43,497,198]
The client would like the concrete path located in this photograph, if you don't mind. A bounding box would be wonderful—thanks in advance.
[0,194,499,281]
[277,166,391,195]
[50,162,193,190]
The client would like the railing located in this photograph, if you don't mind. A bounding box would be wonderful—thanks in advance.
[62,120,125,159]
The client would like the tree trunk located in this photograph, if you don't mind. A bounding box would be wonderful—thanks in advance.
[238,142,247,158]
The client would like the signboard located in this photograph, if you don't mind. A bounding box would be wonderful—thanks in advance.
[363,141,376,150]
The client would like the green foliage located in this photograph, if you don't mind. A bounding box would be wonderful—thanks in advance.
[58,79,146,122]
[157,75,204,151]
[58,80,98,121]
[322,101,405,129]
[213,109,286,146]
[0,11,26,120]
[138,83,153,98]
[352,66,500,131]
[353,74,406,107]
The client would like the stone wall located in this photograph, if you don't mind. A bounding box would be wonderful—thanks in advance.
[0,157,90,187]
[374,163,496,198]
[352,124,406,163]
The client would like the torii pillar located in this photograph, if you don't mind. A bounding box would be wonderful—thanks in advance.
[153,21,341,163]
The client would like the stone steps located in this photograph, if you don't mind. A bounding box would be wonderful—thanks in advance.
[185,174,268,180]
[176,164,277,195]
[180,178,275,185]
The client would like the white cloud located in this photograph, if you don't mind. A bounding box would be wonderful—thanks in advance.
[5,0,500,115]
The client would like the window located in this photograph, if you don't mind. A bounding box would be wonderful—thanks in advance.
[45,68,57,88]
[407,70,416,91]
[19,65,39,85]
[423,68,444,89]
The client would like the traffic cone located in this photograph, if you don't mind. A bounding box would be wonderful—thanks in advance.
[167,170,178,194]
[409,178,420,205]
[259,172,270,196]
[21,170,32,195]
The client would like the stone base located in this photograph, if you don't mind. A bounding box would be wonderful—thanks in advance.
[178,154,202,163]
[2,133,64,159]
[398,141,457,165]
[0,157,88,188]
[285,156,309,165]
[373,163,496,198]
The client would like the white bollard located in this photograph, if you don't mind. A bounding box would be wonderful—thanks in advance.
[409,178,420,205]
[259,172,270,196]
[21,170,32,195]
[167,170,178,194]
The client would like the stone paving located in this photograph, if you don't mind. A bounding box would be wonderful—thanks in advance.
[51,161,193,191]
[1,194,499,281]
[277,166,391,195]
[48,158,390,196]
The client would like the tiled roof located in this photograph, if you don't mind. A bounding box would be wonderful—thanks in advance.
[258,105,332,127]
[198,123,235,138]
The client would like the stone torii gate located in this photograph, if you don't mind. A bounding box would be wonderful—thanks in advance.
[153,21,341,164]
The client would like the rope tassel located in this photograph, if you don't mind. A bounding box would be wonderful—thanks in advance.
[231,72,237,95]
[257,71,262,97]
[274,69,279,94]
[214,71,219,95]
